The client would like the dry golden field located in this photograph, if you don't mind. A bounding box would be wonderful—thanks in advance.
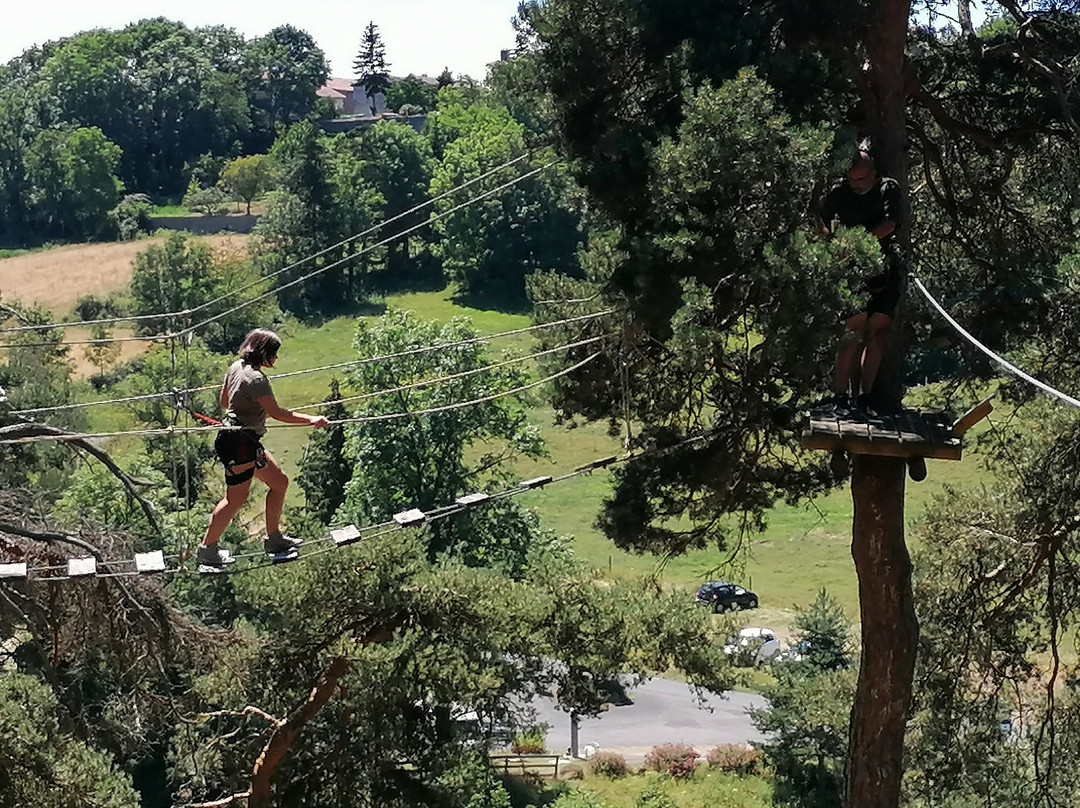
[0,234,250,315]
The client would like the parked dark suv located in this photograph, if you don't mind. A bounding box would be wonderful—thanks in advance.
[695,581,759,613]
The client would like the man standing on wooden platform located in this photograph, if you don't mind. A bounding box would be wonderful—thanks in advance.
[820,149,905,417]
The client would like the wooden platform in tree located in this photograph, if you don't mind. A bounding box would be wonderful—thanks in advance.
[800,398,992,461]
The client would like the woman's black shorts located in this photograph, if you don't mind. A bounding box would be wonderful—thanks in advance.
[214,428,265,486]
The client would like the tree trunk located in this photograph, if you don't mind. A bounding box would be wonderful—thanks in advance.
[845,4,917,808]
[846,455,916,808]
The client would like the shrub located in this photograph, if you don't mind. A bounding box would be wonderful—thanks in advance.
[706,744,763,775]
[74,294,125,323]
[644,743,700,779]
[107,193,153,240]
[511,728,545,754]
[560,764,585,781]
[587,750,628,779]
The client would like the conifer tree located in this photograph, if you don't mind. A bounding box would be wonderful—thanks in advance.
[297,379,351,525]
[353,22,391,116]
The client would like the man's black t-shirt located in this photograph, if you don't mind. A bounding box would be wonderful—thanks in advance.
[821,177,903,243]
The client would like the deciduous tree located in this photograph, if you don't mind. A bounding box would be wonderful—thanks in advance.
[336,309,548,574]
[220,153,272,214]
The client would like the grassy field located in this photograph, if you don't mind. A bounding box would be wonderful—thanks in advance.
[2,243,997,629]
[0,247,41,260]
[546,767,773,808]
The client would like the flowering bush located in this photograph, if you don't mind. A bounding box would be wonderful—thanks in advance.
[705,744,763,775]
[643,743,700,779]
[588,750,629,778]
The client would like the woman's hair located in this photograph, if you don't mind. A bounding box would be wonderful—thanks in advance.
[239,329,281,368]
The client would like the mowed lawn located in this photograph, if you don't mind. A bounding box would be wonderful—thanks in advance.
[4,242,996,626]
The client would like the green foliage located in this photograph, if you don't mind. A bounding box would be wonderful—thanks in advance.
[750,666,854,808]
[486,53,555,141]
[116,340,222,504]
[533,70,855,556]
[219,154,272,214]
[903,406,1080,807]
[643,744,699,779]
[186,152,227,189]
[424,86,501,159]
[588,751,629,779]
[129,232,272,352]
[386,74,439,114]
[511,727,547,754]
[296,379,352,524]
[32,20,253,195]
[24,126,124,240]
[82,325,121,377]
[255,121,354,316]
[0,301,85,488]
[106,193,152,241]
[634,785,675,808]
[529,560,735,719]
[246,24,329,133]
[354,122,436,288]
[791,589,852,672]
[182,177,228,215]
[173,526,736,806]
[52,453,170,538]
[336,308,548,573]
[552,789,615,808]
[430,105,583,306]
[575,767,773,808]
[0,674,139,808]
[74,295,126,323]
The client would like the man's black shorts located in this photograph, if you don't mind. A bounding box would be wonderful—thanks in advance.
[214,428,265,486]
[856,248,906,319]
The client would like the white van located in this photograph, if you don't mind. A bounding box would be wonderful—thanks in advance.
[723,627,781,666]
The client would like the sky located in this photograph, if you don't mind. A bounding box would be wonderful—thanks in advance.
[1,0,523,81]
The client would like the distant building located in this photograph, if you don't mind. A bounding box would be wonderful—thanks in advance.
[316,78,386,117]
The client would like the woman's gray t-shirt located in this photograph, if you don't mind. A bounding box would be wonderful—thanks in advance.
[223,360,272,436]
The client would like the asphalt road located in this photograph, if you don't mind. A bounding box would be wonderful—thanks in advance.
[528,678,767,762]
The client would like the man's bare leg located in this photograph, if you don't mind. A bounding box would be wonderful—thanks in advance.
[858,312,892,396]
[835,313,868,397]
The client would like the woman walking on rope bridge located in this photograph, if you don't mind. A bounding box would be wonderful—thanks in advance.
[196,329,329,570]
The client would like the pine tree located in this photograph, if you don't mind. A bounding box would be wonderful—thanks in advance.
[792,589,853,673]
[353,22,391,116]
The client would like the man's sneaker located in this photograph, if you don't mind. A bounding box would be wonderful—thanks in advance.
[264,532,303,556]
[196,543,229,571]
[819,394,853,416]
[854,393,879,418]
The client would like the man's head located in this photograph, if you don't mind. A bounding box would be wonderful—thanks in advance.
[846,151,877,195]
